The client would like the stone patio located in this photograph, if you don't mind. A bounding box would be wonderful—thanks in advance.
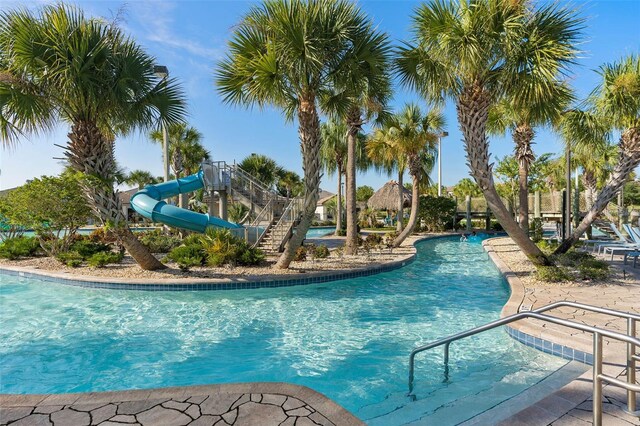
[0,383,364,426]
[484,237,639,426]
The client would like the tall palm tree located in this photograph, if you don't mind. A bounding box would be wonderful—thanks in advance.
[150,123,208,208]
[276,170,304,198]
[556,55,640,253]
[396,0,582,266]
[326,26,392,255]
[0,5,186,270]
[487,83,573,233]
[238,154,283,189]
[216,0,389,268]
[368,104,444,247]
[125,170,159,190]
[320,119,368,234]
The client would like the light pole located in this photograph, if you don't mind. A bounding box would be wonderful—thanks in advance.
[154,65,170,182]
[437,131,449,196]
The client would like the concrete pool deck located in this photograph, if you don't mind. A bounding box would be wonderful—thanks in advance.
[0,383,364,426]
[483,237,639,426]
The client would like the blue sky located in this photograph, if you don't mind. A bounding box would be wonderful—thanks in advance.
[1,0,639,193]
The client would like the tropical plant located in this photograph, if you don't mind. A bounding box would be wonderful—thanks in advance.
[275,170,304,198]
[216,0,390,268]
[320,119,368,234]
[494,155,520,211]
[556,55,640,254]
[125,170,160,190]
[0,237,41,260]
[452,178,482,199]
[228,202,250,224]
[396,0,582,265]
[150,123,209,208]
[488,83,573,233]
[238,154,284,189]
[0,172,92,256]
[367,104,444,247]
[200,228,264,267]
[418,195,458,232]
[356,185,375,203]
[0,4,187,270]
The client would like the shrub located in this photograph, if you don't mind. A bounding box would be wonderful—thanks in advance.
[56,251,84,267]
[363,234,383,254]
[314,244,330,259]
[294,246,307,261]
[530,218,544,243]
[0,237,41,260]
[167,245,205,271]
[384,232,397,252]
[70,240,111,259]
[139,230,181,253]
[87,251,123,268]
[201,228,264,267]
[335,228,346,236]
[536,265,570,282]
[418,196,457,232]
[491,221,504,231]
[88,228,118,244]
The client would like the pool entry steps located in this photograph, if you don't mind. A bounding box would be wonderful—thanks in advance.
[408,301,640,426]
[130,160,305,253]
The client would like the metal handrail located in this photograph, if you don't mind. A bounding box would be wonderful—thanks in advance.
[267,198,303,252]
[248,197,275,247]
[407,302,639,426]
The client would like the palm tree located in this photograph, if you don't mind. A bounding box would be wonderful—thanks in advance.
[320,119,368,235]
[238,154,283,189]
[0,5,186,270]
[276,170,304,198]
[367,128,408,233]
[125,170,159,190]
[487,83,573,233]
[396,0,582,266]
[150,123,208,208]
[216,0,389,268]
[556,55,640,253]
[453,178,482,199]
[368,104,444,247]
[327,27,391,255]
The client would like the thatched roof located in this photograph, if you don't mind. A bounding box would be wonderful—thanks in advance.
[367,181,411,210]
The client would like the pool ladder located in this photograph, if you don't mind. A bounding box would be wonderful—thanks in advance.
[407,301,639,426]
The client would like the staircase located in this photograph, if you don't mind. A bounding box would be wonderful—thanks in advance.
[205,161,304,253]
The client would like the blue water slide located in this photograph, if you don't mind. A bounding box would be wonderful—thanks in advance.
[130,170,243,233]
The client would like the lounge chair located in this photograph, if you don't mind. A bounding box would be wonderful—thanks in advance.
[601,224,640,260]
[593,224,631,254]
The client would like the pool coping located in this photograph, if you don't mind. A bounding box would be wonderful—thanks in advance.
[0,233,465,291]
[0,382,365,426]
[481,237,636,425]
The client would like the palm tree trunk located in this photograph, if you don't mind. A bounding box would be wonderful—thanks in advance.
[336,167,343,234]
[513,124,535,234]
[345,108,361,255]
[396,171,404,232]
[276,96,322,269]
[393,160,420,247]
[582,170,597,210]
[555,129,640,254]
[65,120,165,270]
[457,84,550,266]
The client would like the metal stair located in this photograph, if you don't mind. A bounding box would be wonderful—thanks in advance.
[203,161,304,253]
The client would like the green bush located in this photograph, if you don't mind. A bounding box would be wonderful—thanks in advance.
[530,218,544,243]
[314,244,330,259]
[294,246,307,261]
[491,221,504,231]
[167,245,205,271]
[201,228,264,267]
[87,251,123,268]
[70,240,111,259]
[0,237,41,260]
[536,265,570,282]
[335,228,346,236]
[418,196,457,232]
[139,230,181,253]
[56,251,84,267]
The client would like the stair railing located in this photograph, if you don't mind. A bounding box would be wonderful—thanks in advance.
[407,301,639,426]
[264,198,304,252]
[247,197,275,247]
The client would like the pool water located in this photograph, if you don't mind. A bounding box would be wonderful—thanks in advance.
[304,226,335,238]
[0,236,565,424]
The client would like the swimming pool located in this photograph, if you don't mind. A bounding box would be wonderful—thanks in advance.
[304,226,335,238]
[0,236,565,424]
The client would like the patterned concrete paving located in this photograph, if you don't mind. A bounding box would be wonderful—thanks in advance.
[0,383,364,426]
[485,238,639,426]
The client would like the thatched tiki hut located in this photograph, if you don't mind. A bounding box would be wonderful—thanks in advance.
[367,181,411,229]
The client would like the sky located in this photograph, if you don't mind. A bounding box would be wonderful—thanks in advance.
[1,0,639,194]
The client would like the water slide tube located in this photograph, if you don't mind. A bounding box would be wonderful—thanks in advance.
[130,170,243,233]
